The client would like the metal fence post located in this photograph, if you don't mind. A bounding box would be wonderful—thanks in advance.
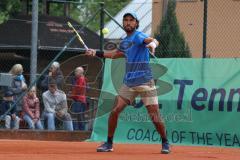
[30,0,39,84]
[202,0,208,58]
[100,2,105,52]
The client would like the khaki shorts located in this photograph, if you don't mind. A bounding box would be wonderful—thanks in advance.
[118,80,158,106]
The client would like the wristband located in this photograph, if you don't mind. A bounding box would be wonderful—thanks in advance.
[153,39,159,47]
[148,41,157,49]
[96,50,104,58]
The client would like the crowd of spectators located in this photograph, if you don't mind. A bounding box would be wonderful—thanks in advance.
[0,62,89,131]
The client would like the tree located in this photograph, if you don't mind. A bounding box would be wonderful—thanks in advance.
[73,0,131,31]
[0,0,22,24]
[155,0,191,58]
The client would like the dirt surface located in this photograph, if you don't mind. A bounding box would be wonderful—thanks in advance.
[0,140,239,160]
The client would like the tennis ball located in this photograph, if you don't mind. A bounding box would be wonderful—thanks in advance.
[102,28,109,35]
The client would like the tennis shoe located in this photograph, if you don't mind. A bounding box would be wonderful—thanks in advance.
[161,142,170,154]
[96,142,113,152]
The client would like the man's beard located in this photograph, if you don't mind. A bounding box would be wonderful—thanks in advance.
[124,25,135,33]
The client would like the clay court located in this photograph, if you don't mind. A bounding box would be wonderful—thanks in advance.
[0,140,239,160]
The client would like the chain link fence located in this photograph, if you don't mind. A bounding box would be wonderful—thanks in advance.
[0,0,239,131]
[172,0,240,58]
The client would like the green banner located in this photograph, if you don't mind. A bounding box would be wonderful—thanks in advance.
[90,58,240,148]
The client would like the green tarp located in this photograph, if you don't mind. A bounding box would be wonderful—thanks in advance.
[90,58,240,148]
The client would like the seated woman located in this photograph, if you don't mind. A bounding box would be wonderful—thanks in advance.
[3,64,28,114]
[22,87,43,130]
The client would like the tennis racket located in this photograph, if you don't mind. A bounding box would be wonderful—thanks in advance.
[67,21,89,50]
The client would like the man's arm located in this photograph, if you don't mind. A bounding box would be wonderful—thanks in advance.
[103,50,125,59]
[86,49,125,59]
[144,37,159,54]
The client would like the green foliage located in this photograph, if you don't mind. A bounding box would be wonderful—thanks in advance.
[155,0,191,58]
[73,0,131,31]
[0,0,22,24]
[48,0,130,31]
[0,0,130,31]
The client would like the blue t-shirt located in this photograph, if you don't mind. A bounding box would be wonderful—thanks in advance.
[121,30,153,87]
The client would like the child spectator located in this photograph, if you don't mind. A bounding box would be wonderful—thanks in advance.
[23,86,43,130]
[1,91,20,129]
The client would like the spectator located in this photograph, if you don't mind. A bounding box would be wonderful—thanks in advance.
[22,86,43,130]
[40,61,64,91]
[69,66,87,130]
[4,64,27,113]
[1,91,20,129]
[42,78,73,131]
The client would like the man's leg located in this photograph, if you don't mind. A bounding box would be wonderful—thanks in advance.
[146,105,167,140]
[79,102,86,130]
[62,113,74,131]
[44,112,55,131]
[70,101,79,130]
[108,96,128,138]
[97,96,128,152]
[138,80,170,154]
[146,104,170,154]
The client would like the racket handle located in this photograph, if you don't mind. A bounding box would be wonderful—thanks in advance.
[83,44,89,50]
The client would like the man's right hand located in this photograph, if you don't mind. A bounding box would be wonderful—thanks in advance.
[85,49,96,56]
[56,110,65,117]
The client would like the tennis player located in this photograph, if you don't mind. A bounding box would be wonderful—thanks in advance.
[86,12,170,154]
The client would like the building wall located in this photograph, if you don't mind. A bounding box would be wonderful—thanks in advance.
[153,0,240,58]
[152,0,164,35]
